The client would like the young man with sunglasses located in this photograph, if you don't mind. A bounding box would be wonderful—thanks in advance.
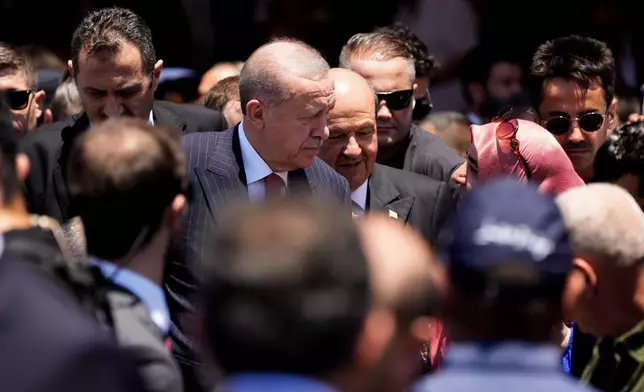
[339,31,464,184]
[529,35,617,183]
[0,43,47,138]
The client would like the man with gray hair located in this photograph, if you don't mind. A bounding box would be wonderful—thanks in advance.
[556,183,644,392]
[339,31,465,184]
[170,38,351,392]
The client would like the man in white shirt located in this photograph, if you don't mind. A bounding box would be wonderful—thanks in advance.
[66,117,185,392]
[318,68,454,244]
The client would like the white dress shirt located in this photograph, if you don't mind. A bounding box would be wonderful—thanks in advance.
[89,257,170,335]
[351,179,369,216]
[238,122,288,202]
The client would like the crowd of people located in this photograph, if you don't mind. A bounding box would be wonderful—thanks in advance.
[1,4,644,392]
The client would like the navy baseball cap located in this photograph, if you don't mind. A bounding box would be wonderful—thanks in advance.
[442,178,573,298]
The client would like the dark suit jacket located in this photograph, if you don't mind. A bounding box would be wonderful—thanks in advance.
[165,125,351,391]
[20,100,227,223]
[381,123,465,183]
[368,164,455,245]
[0,257,144,392]
[107,284,183,392]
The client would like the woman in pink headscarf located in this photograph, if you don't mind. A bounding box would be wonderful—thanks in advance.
[465,116,585,194]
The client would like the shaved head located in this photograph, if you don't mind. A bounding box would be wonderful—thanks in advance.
[359,215,443,309]
[199,61,243,96]
[239,39,330,115]
[329,68,378,119]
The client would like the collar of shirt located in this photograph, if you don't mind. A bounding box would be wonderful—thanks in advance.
[444,342,562,372]
[222,373,338,392]
[466,111,482,126]
[88,257,170,335]
[238,122,288,185]
[90,110,154,128]
[351,179,369,211]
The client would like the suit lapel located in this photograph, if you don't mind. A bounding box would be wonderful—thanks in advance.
[368,164,414,223]
[152,102,186,131]
[55,113,90,222]
[197,126,248,217]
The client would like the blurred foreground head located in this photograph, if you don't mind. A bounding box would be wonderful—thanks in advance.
[67,117,186,261]
[442,179,573,342]
[202,197,369,381]
[557,183,644,338]
[353,215,444,392]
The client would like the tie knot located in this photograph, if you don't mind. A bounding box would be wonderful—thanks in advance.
[265,173,286,197]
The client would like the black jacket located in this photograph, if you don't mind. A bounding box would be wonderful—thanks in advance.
[20,101,227,222]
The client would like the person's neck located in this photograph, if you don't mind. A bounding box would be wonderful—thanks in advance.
[108,230,169,286]
[375,139,408,167]
[0,197,33,233]
[606,278,644,338]
[578,164,595,183]
[243,125,290,172]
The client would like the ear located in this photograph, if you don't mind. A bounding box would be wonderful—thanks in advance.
[412,82,419,96]
[67,60,74,79]
[352,308,396,369]
[573,257,597,290]
[245,100,266,129]
[33,90,46,120]
[467,83,485,106]
[607,96,617,132]
[42,108,54,125]
[151,59,164,93]
[15,153,30,181]
[168,193,186,231]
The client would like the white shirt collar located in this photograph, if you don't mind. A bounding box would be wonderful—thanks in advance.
[89,257,170,335]
[148,110,154,125]
[351,179,369,211]
[238,122,288,185]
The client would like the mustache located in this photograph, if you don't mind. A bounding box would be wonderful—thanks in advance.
[336,157,362,166]
[562,141,591,150]
[303,138,324,149]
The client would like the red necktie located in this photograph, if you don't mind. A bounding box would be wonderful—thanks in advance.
[264,173,286,197]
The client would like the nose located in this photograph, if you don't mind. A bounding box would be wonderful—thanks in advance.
[568,120,585,144]
[103,96,124,118]
[343,135,361,158]
[377,101,392,120]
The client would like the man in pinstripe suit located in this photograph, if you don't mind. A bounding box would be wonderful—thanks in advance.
[166,38,351,392]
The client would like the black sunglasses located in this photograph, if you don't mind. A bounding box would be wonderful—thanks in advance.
[6,90,32,110]
[544,112,605,135]
[377,89,414,111]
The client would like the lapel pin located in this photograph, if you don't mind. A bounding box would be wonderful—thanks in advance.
[388,210,398,219]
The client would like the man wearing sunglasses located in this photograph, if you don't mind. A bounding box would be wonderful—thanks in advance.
[339,31,464,185]
[530,35,617,183]
[19,7,227,224]
[0,43,47,138]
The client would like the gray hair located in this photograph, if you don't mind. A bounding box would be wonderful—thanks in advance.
[339,32,416,85]
[556,183,644,267]
[50,74,83,122]
[238,38,329,115]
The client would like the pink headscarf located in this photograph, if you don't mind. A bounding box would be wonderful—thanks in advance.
[467,119,585,195]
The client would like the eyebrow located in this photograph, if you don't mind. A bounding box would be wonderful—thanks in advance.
[548,109,602,117]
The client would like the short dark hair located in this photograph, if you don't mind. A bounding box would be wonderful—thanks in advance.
[530,35,615,109]
[594,120,644,197]
[0,94,20,202]
[71,7,156,76]
[374,23,438,79]
[67,118,186,260]
[203,75,239,112]
[0,43,37,90]
[339,31,415,83]
[460,44,522,105]
[203,197,370,377]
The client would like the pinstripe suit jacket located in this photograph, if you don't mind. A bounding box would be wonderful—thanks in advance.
[165,126,351,389]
